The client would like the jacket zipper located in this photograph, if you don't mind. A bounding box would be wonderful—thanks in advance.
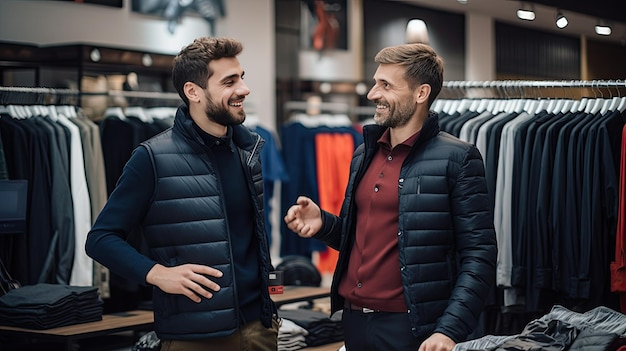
[247,135,262,166]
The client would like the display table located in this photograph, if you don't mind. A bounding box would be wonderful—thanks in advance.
[0,286,333,350]
[272,285,331,307]
[0,309,153,351]
[304,341,344,350]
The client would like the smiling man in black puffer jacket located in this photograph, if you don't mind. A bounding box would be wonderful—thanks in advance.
[285,43,497,351]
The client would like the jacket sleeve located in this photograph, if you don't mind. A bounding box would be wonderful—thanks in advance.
[435,143,498,342]
[313,210,342,250]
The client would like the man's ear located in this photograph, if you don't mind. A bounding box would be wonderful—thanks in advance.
[415,84,431,105]
[184,82,201,104]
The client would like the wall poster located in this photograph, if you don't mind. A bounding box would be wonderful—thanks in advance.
[301,0,348,51]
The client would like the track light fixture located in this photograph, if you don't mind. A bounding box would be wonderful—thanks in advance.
[517,2,535,21]
[555,10,568,29]
[595,19,612,36]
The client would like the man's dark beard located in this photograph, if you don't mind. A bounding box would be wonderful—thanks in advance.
[205,96,245,126]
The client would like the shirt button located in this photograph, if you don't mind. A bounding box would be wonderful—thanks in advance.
[387,155,393,161]
[357,282,362,288]
[374,186,379,192]
[379,173,384,178]
[215,141,220,145]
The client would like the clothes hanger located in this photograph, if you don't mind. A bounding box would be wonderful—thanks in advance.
[28,105,42,117]
[105,106,127,120]
[558,83,575,113]
[510,82,527,114]
[550,84,571,114]
[604,82,621,113]
[617,80,626,113]
[599,81,614,115]
[500,83,518,113]
[15,105,32,119]
[56,105,77,118]
[6,105,19,118]
[534,97,549,114]
[467,98,481,112]
[125,106,152,123]
[587,81,605,114]
[431,99,444,113]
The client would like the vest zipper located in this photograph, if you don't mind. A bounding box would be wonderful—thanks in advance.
[247,135,262,166]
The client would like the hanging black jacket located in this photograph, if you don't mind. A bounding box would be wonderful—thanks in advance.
[315,112,497,342]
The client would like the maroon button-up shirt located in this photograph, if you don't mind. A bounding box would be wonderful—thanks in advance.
[338,128,420,312]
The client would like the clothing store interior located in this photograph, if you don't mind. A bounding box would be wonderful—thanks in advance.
[1,0,626,350]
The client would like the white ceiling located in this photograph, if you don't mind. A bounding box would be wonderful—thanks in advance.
[390,0,626,46]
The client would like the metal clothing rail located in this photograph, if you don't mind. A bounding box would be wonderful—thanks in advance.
[0,87,180,100]
[0,86,79,94]
[83,90,182,100]
[443,80,626,89]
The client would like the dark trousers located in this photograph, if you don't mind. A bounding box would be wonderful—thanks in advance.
[160,318,279,351]
[342,307,424,351]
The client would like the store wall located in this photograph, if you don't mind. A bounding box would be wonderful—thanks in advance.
[0,0,276,131]
[466,12,495,81]
[495,22,580,80]
[363,0,466,84]
[0,0,209,55]
[586,39,626,79]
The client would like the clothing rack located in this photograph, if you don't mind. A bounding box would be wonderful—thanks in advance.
[441,80,626,100]
[0,86,80,105]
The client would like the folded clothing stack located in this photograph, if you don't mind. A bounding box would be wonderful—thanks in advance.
[278,308,343,349]
[0,283,103,329]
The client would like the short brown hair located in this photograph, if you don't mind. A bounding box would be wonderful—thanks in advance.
[374,43,444,108]
[172,37,243,105]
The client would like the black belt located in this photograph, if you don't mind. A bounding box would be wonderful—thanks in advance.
[344,301,380,313]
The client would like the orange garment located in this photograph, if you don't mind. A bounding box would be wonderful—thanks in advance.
[314,133,354,273]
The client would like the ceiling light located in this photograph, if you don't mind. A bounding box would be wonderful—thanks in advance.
[595,20,612,36]
[406,19,430,44]
[89,48,101,62]
[457,0,468,4]
[517,2,535,21]
[555,10,568,29]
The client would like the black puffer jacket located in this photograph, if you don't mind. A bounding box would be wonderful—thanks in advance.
[315,112,497,342]
[141,106,275,340]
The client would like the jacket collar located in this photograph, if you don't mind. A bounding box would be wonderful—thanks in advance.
[173,105,258,151]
